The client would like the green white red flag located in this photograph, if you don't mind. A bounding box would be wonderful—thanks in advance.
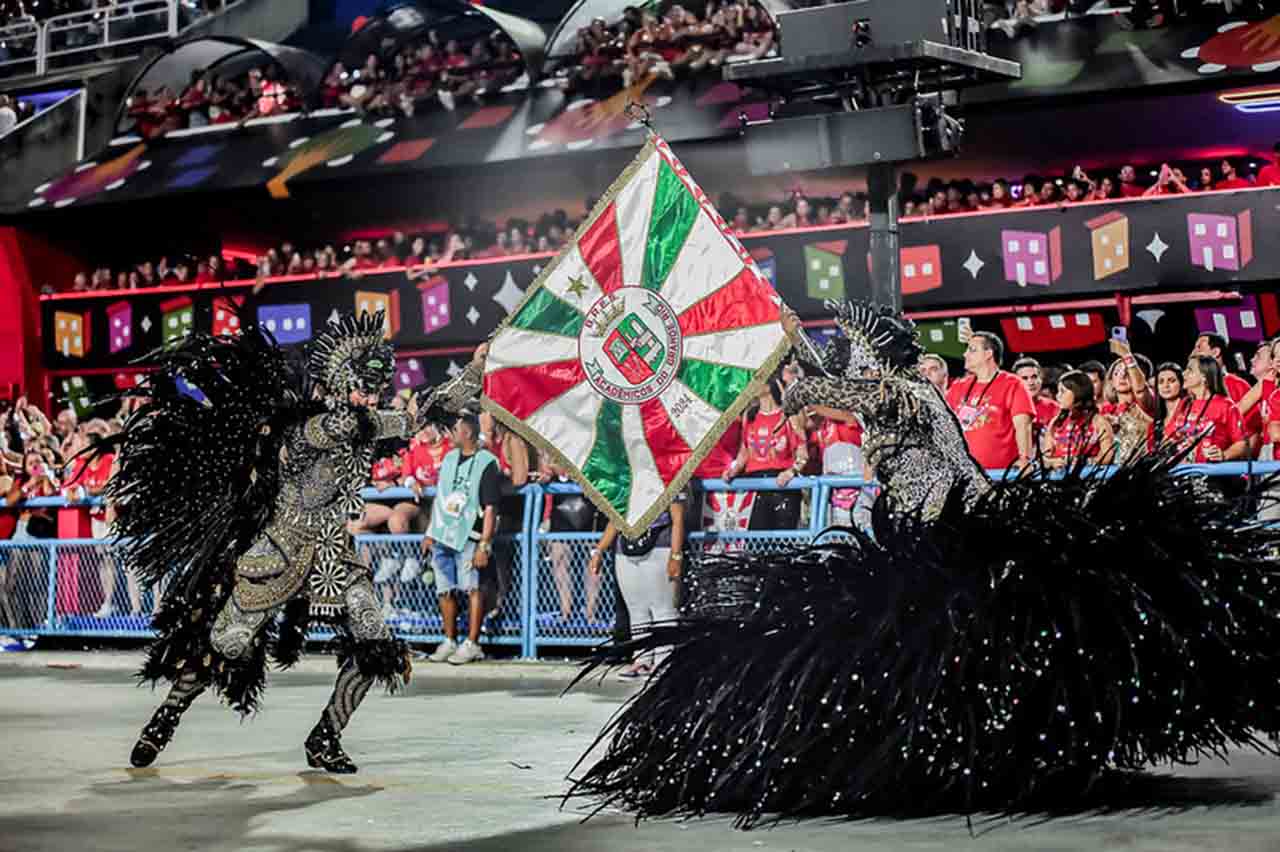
[482,134,788,538]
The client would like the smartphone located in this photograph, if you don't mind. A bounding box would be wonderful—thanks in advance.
[1235,352,1248,372]
[1110,326,1127,343]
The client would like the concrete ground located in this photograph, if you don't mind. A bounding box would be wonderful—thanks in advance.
[4,653,1280,852]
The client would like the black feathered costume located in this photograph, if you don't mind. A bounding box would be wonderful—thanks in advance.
[568,301,1280,826]
[98,308,479,772]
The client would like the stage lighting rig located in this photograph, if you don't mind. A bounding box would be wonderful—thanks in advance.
[724,0,1021,310]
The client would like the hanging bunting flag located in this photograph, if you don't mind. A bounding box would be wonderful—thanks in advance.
[482,134,788,537]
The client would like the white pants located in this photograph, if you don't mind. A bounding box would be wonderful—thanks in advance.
[616,546,677,666]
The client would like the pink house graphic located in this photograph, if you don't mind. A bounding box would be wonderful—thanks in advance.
[1001,226,1063,287]
[1187,211,1252,272]
[107,301,132,353]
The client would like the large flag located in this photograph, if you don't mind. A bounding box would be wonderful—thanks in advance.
[482,134,789,538]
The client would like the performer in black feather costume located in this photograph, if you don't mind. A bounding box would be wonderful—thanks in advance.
[96,307,480,772]
[567,300,1280,825]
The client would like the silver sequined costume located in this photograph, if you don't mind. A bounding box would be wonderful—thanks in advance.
[103,308,482,772]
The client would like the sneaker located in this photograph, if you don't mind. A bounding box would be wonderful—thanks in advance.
[438,90,455,111]
[93,604,117,619]
[447,639,485,665]
[427,638,458,663]
[616,662,652,681]
[399,558,420,583]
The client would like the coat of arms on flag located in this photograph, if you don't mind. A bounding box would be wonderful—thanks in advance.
[481,134,789,538]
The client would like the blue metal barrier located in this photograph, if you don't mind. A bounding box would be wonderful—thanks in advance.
[3,465,1278,655]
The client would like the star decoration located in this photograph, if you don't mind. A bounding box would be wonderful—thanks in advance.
[565,275,588,300]
[1146,232,1169,263]
[327,308,341,325]
[493,271,526,315]
[463,272,479,292]
[962,250,985,279]
[466,305,480,325]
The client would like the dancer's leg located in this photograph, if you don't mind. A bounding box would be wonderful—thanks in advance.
[130,597,270,767]
[306,576,408,773]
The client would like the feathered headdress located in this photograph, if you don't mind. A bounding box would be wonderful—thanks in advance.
[307,310,394,403]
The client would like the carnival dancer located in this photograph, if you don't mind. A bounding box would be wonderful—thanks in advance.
[568,301,1280,825]
[94,309,480,772]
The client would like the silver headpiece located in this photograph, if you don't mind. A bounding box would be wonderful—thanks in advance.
[307,310,394,402]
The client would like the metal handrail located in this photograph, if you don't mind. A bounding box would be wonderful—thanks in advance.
[0,0,244,80]
[43,0,176,69]
[6,464,1280,510]
[0,16,40,77]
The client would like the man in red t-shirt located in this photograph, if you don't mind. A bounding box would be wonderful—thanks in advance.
[1216,159,1253,191]
[1117,164,1145,198]
[1256,142,1280,187]
[1012,357,1058,436]
[1238,341,1277,455]
[1192,332,1250,402]
[946,332,1035,472]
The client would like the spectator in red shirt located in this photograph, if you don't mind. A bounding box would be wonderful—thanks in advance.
[1143,163,1190,196]
[946,331,1035,472]
[1117,164,1145,198]
[1257,341,1280,464]
[1234,338,1280,457]
[1191,332,1251,402]
[1077,360,1107,408]
[1091,175,1117,201]
[1256,142,1280,187]
[1163,356,1247,463]
[1216,159,1252,191]
[918,353,949,395]
[1041,370,1114,468]
[805,403,865,527]
[988,178,1013,208]
[1153,361,1186,440]
[1012,357,1059,437]
[724,376,808,530]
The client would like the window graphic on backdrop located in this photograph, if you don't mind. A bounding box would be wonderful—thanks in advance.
[1187,211,1252,272]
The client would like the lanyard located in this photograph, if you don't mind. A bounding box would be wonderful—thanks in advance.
[1178,395,1214,436]
[961,374,997,411]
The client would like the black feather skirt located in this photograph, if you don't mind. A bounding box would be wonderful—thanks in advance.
[567,452,1280,825]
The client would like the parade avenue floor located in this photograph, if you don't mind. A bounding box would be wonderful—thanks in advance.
[4,654,1280,852]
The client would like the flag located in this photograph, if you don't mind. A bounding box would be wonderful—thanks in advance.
[482,135,788,538]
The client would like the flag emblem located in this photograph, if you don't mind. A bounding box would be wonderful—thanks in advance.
[482,135,788,537]
[582,288,682,403]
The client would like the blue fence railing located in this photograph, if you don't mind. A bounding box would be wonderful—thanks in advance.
[2,464,1277,656]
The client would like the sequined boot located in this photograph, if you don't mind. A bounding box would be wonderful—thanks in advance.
[130,705,184,768]
[305,715,358,774]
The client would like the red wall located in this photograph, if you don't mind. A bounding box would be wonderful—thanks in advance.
[0,226,76,410]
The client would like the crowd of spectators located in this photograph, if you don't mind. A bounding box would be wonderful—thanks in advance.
[51,141,1280,295]
[0,0,226,26]
[984,0,1275,35]
[321,28,526,118]
[557,0,775,94]
[122,63,304,138]
[0,393,146,627]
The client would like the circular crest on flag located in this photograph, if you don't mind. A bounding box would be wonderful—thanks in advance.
[578,287,683,405]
